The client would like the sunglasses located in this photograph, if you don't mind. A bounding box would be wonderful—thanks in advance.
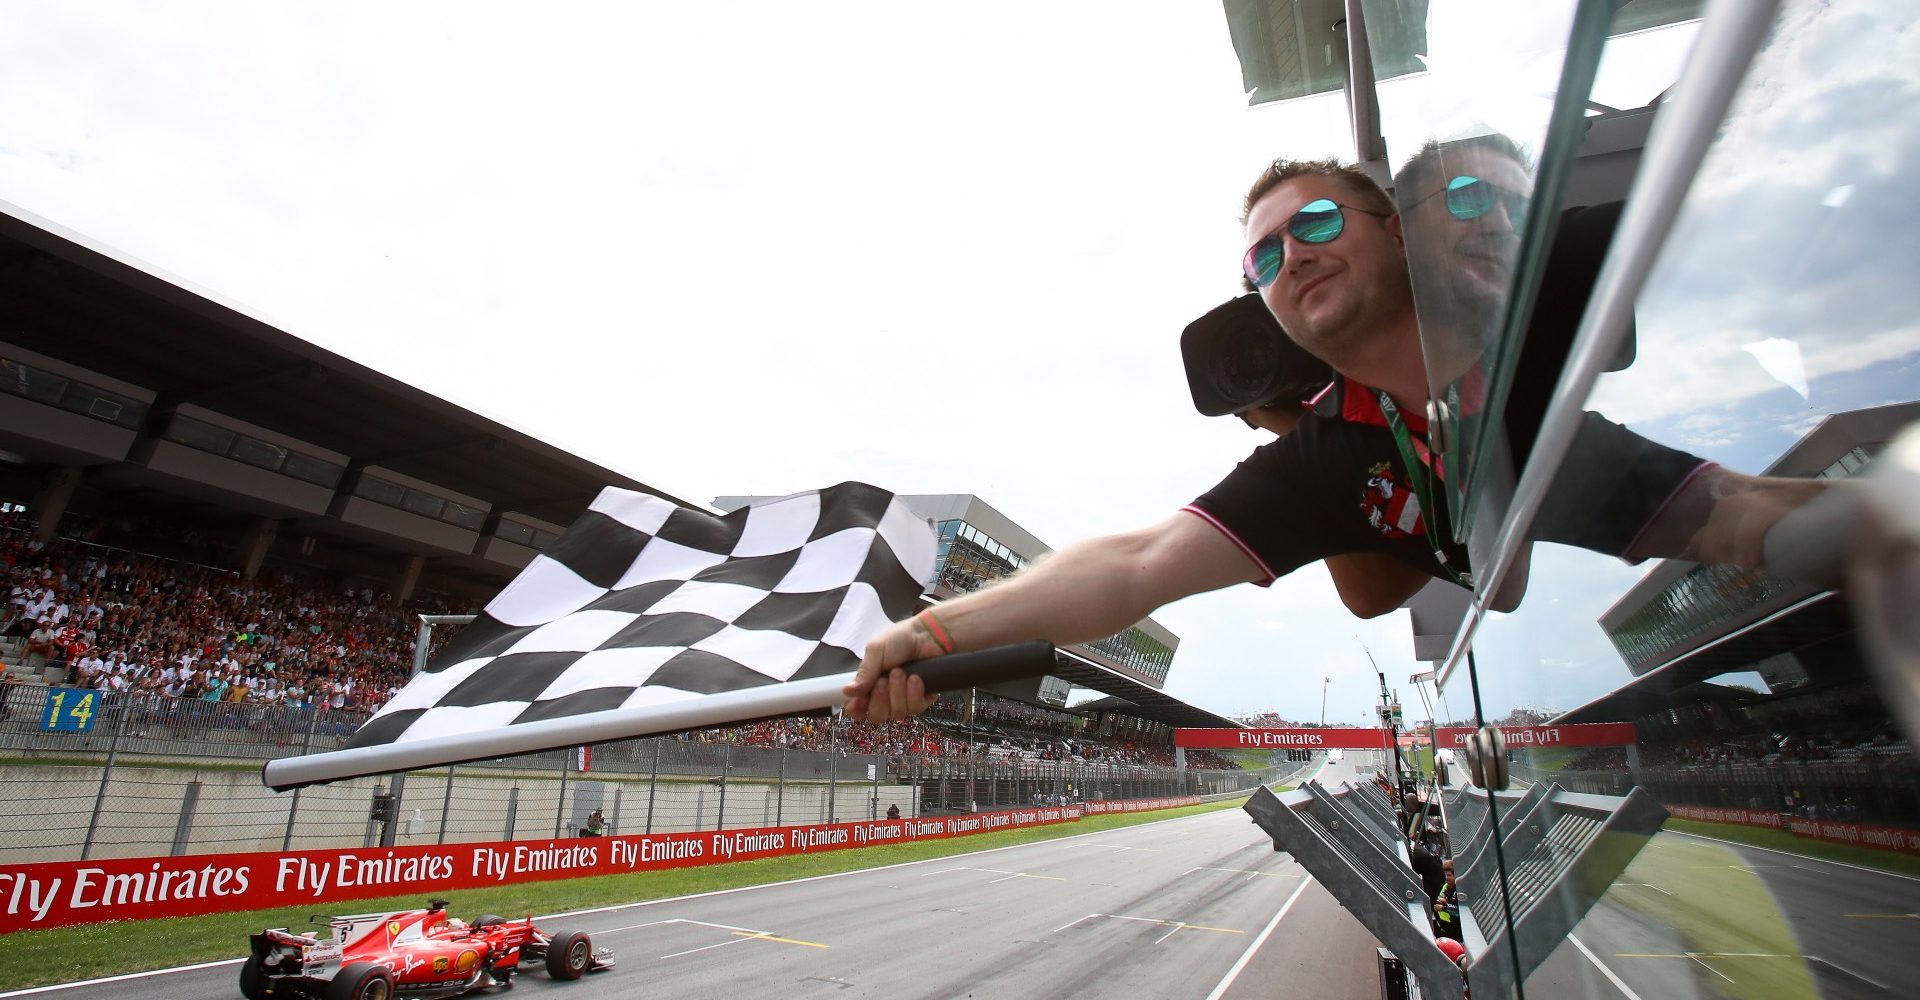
[1241,199,1390,289]
[1415,174,1529,228]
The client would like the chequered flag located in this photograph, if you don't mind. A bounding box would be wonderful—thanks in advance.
[344,482,934,750]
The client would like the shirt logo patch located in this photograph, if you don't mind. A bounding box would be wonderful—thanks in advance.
[1360,462,1425,539]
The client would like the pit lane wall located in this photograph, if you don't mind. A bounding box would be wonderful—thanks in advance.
[1667,804,1920,855]
[0,795,1200,933]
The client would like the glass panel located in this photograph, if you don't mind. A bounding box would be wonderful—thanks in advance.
[1224,0,1429,106]
[353,474,406,507]
[1441,3,1920,998]
[0,357,68,405]
[162,414,236,455]
[399,488,446,519]
[494,519,536,546]
[1362,0,1617,545]
[282,452,345,488]
[441,501,485,530]
[60,385,147,429]
[227,435,287,472]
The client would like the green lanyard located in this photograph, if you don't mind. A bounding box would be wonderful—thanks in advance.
[1374,389,1471,587]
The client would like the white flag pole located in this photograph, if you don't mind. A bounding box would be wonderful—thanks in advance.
[263,643,1057,791]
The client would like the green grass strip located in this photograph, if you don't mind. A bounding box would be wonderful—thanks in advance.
[1665,817,1920,878]
[0,798,1253,991]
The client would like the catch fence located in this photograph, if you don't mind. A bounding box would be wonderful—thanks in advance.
[0,683,1295,863]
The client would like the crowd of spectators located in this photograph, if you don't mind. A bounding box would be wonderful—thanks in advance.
[3,515,455,716]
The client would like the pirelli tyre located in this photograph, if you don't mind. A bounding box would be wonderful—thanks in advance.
[326,962,394,1000]
[237,956,268,1000]
[545,930,593,981]
[471,914,507,929]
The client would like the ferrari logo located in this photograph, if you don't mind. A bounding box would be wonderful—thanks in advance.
[387,921,402,937]
[456,950,479,973]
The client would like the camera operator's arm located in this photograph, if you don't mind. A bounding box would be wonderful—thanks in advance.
[842,511,1262,722]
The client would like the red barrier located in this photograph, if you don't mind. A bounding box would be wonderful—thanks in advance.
[1079,796,1201,815]
[1431,723,1638,749]
[0,805,1079,935]
[1174,728,1392,750]
[1666,804,1920,855]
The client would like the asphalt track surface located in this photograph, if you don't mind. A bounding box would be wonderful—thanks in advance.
[11,756,1387,1000]
[21,750,1913,1000]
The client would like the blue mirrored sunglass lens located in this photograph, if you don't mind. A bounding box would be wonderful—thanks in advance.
[1445,176,1494,219]
[1289,199,1345,243]
[1244,240,1284,287]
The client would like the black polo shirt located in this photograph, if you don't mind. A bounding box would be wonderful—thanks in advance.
[1186,377,1709,585]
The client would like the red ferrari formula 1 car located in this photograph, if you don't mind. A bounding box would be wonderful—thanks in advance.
[242,898,612,999]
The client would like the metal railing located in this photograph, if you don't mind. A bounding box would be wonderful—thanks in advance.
[1245,777,1668,1000]
[0,683,1292,863]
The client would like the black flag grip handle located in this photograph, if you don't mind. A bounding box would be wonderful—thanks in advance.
[900,641,1057,694]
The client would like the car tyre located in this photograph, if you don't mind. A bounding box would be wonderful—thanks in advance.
[238,956,269,1000]
[326,962,393,1000]
[544,930,592,980]
[471,914,506,929]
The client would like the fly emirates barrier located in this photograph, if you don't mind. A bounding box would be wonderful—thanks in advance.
[0,797,1199,933]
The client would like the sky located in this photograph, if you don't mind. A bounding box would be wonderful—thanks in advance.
[5,3,1901,728]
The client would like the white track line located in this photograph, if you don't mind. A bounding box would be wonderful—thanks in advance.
[1569,933,1646,1000]
[1668,830,1920,883]
[1201,875,1314,1000]
[2,806,1230,997]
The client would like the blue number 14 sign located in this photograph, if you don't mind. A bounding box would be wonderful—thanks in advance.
[42,687,99,733]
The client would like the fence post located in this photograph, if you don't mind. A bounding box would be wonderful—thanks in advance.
[610,785,623,837]
[504,785,520,841]
[437,765,456,844]
[555,749,571,839]
[776,747,786,826]
[80,691,133,861]
[716,744,730,831]
[380,773,407,848]
[282,707,323,852]
[910,755,920,818]
[170,780,202,856]
[646,741,660,835]
[827,717,840,824]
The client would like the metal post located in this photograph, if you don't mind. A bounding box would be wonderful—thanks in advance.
[365,783,384,848]
[81,691,133,861]
[283,706,322,852]
[170,780,202,856]
[555,748,571,839]
[775,746,786,826]
[827,714,840,824]
[646,740,661,834]
[504,785,520,841]
[910,755,920,817]
[717,744,730,831]
[610,786,623,836]
[381,773,407,848]
[437,765,456,844]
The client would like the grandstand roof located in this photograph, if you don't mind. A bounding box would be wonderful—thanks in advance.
[1046,648,1241,730]
[0,199,697,529]
[1553,591,1853,725]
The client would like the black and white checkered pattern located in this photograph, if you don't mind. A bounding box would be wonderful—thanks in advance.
[345,482,934,749]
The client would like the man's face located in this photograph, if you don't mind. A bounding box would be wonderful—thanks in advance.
[1245,175,1413,371]
[1400,148,1532,361]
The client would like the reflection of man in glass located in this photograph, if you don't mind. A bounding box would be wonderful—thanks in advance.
[1393,133,1533,392]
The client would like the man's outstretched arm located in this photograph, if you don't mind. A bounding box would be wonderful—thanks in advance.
[842,511,1264,722]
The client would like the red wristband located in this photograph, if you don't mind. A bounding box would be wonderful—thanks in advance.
[917,609,955,654]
